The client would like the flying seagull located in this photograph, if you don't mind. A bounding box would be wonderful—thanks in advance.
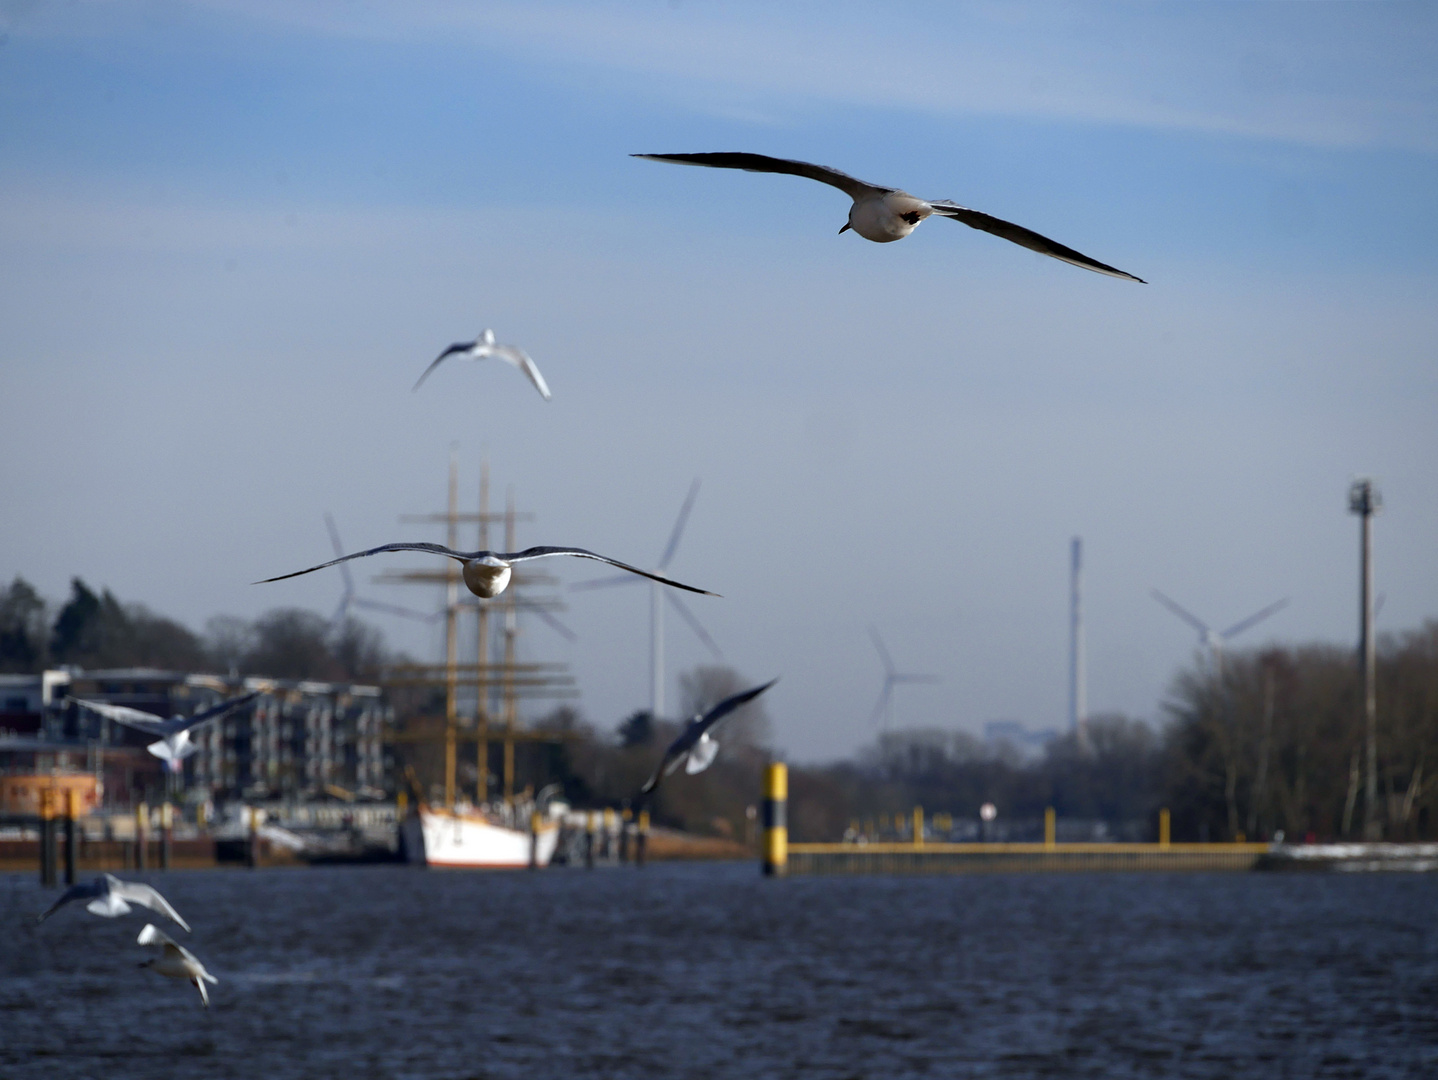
[259,543,718,601]
[137,923,218,1007]
[38,874,191,932]
[73,692,259,762]
[412,328,553,399]
[634,152,1144,282]
[637,679,778,804]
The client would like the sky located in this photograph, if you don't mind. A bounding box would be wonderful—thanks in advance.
[1,1,1435,761]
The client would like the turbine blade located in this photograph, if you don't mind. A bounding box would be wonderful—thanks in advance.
[532,607,578,644]
[325,513,356,592]
[867,625,896,675]
[569,573,642,592]
[352,597,443,623]
[1221,597,1290,641]
[666,591,723,659]
[657,479,701,571]
[1150,589,1210,636]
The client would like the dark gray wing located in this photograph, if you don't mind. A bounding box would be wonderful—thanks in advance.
[256,542,478,584]
[690,679,779,740]
[175,691,260,735]
[412,343,475,391]
[633,152,887,201]
[37,879,104,923]
[637,679,778,802]
[502,547,719,597]
[928,202,1145,282]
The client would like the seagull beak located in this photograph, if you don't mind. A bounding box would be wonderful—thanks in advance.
[838,222,851,234]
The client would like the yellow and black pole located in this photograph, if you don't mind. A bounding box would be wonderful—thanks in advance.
[761,762,787,877]
[1159,807,1171,850]
[1045,806,1057,851]
[636,808,649,868]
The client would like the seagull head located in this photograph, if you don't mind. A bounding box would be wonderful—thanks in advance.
[481,329,496,346]
[462,556,512,599]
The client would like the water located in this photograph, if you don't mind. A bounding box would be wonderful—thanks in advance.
[4,864,1436,1079]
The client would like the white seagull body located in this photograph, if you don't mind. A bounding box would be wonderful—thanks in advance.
[137,923,218,1007]
[638,679,777,803]
[412,328,553,399]
[38,873,191,931]
[634,152,1145,282]
[73,692,259,762]
[259,543,717,601]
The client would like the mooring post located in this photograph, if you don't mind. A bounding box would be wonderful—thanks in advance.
[913,806,924,849]
[39,787,57,887]
[1159,808,1171,849]
[529,809,541,870]
[246,806,259,869]
[619,808,632,864]
[584,811,596,870]
[135,802,148,871]
[761,762,788,877]
[1045,807,1056,851]
[63,788,79,885]
[160,802,173,870]
[636,809,649,868]
[602,807,616,862]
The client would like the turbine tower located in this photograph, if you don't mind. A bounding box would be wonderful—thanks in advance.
[572,479,721,718]
[867,625,940,730]
[1069,537,1086,737]
[1151,588,1290,683]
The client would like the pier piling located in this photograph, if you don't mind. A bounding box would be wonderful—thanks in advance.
[39,787,57,887]
[160,803,173,870]
[135,802,148,871]
[636,809,649,868]
[1045,807,1056,851]
[761,762,788,877]
[1160,808,1171,849]
[63,789,78,885]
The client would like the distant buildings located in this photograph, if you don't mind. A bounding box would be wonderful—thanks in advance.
[0,667,390,811]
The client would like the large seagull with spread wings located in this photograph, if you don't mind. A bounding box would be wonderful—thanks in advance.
[634,152,1144,282]
[259,543,717,601]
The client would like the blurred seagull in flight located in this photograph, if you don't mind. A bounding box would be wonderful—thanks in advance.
[634,152,1145,282]
[259,543,718,601]
[38,874,191,932]
[73,692,259,763]
[412,328,553,399]
[637,679,777,803]
[136,923,218,1007]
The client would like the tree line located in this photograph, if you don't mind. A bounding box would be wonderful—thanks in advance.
[0,575,394,684]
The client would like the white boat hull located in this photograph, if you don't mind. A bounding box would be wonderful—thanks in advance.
[404,806,559,868]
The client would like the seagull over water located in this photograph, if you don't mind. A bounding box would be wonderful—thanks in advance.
[73,692,259,762]
[412,328,553,399]
[638,679,777,804]
[38,874,191,931]
[137,923,218,1007]
[259,543,718,601]
[634,152,1145,282]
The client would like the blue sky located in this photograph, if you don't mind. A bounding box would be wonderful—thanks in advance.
[2,1,1435,760]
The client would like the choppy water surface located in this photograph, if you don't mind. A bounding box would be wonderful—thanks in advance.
[4,864,1436,1079]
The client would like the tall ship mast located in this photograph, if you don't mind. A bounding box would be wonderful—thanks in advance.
[384,453,577,867]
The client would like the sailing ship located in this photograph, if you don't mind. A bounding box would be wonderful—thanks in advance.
[387,455,577,869]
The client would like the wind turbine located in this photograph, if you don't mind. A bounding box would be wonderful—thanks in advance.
[571,480,721,718]
[1150,589,1290,682]
[324,513,451,632]
[867,625,939,729]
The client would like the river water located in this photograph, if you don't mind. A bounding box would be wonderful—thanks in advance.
[3,864,1436,1079]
